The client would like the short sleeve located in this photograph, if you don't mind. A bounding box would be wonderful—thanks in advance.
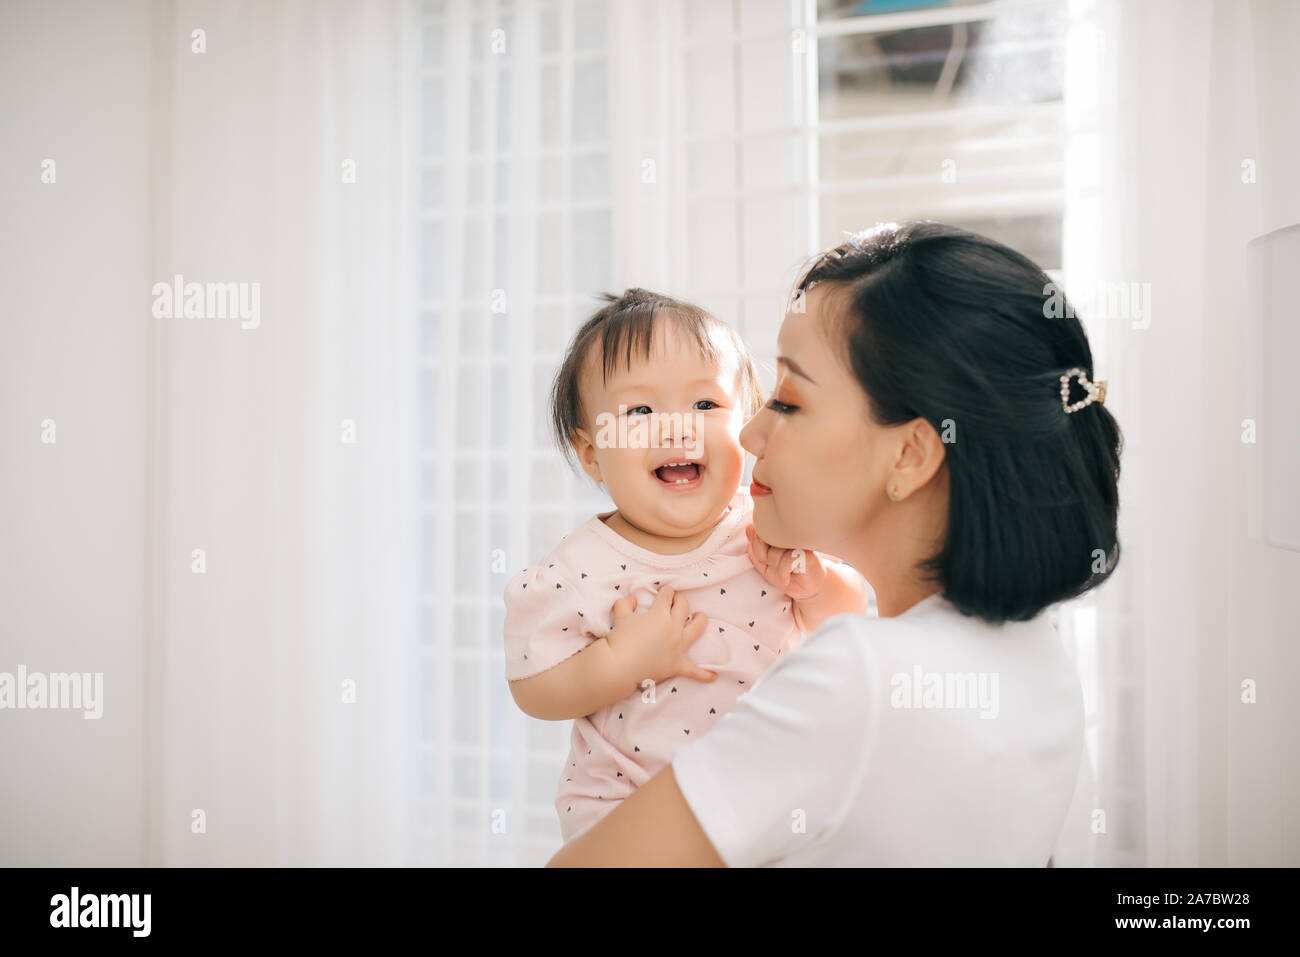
[670,615,880,867]
[502,563,594,681]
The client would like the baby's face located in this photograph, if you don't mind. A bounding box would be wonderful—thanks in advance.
[573,319,748,542]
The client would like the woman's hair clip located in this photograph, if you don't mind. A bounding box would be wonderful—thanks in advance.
[1060,368,1107,414]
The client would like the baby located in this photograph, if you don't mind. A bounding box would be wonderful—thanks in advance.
[502,288,867,843]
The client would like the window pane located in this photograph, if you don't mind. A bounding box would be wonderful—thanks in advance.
[816,6,1067,268]
[818,10,1066,121]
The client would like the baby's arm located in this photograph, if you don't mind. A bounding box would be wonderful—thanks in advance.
[510,586,714,721]
[509,639,638,721]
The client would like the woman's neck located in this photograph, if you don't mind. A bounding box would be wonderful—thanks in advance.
[872,574,942,617]
[843,484,947,617]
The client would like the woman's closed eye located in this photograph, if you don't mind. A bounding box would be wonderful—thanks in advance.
[766,398,798,414]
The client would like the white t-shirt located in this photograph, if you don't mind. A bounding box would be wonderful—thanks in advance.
[670,592,1085,866]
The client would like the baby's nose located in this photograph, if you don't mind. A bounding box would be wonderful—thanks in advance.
[655,412,688,443]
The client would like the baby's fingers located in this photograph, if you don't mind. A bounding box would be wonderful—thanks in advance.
[682,610,708,644]
[773,549,796,588]
[746,526,771,574]
[678,612,716,683]
[798,547,827,578]
[651,584,676,613]
[670,591,691,627]
[681,662,718,683]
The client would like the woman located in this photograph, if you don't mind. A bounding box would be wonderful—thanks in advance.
[547,222,1122,867]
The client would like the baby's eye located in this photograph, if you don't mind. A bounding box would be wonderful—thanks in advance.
[624,405,651,416]
[693,400,719,410]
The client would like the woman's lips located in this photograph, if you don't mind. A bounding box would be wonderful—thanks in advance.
[750,478,772,497]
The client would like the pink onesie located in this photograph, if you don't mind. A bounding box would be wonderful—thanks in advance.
[503,487,802,843]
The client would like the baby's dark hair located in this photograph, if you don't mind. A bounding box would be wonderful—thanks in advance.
[549,288,763,471]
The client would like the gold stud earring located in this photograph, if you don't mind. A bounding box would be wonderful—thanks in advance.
[889,484,900,501]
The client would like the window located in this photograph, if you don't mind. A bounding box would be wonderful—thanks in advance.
[416,0,1108,866]
[814,0,1067,268]
[417,0,616,865]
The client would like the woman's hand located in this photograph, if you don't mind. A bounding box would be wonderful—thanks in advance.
[745,523,827,600]
[605,585,716,687]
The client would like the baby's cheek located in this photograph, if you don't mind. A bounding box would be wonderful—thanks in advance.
[605,448,649,485]
[725,406,748,437]
[711,419,747,467]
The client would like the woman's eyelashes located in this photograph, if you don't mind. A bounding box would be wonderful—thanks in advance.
[766,397,798,414]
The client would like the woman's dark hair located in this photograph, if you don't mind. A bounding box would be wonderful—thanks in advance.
[797,222,1122,623]
[550,288,764,471]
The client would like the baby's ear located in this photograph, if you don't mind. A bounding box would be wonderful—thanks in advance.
[571,429,603,483]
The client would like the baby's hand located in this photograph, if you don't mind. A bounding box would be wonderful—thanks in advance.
[605,585,716,686]
[745,523,827,601]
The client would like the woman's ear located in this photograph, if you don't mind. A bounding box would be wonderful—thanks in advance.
[889,417,947,499]
[571,429,604,484]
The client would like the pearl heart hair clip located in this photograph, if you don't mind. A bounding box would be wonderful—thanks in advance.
[1060,368,1107,413]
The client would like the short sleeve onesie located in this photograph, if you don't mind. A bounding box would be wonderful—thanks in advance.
[502,487,802,843]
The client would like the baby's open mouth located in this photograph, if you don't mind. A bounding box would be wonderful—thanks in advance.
[654,461,704,485]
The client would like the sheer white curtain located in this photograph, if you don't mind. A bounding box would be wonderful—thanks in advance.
[147,0,421,865]
[423,0,802,865]
[420,0,633,865]
[1053,0,1300,866]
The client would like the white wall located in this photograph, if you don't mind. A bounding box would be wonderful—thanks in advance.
[0,0,154,865]
[1213,0,1300,866]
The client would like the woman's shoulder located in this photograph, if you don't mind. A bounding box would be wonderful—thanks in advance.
[806,596,1083,737]
[811,593,1061,650]
[801,597,1076,698]
[674,593,1084,866]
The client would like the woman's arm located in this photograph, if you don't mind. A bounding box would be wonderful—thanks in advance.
[548,613,873,868]
[546,763,726,867]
